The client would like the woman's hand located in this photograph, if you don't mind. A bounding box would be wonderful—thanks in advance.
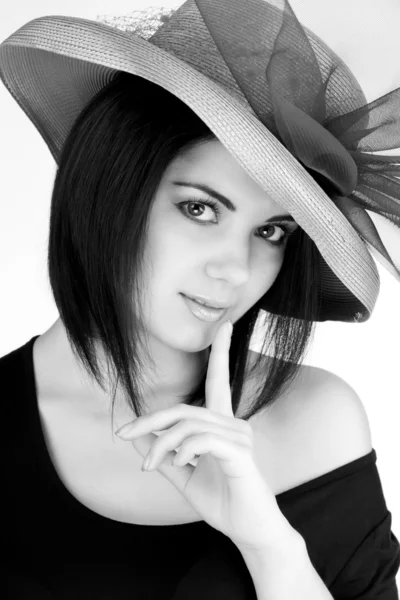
[115,319,298,554]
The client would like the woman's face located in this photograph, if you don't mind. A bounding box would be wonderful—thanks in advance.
[139,139,299,357]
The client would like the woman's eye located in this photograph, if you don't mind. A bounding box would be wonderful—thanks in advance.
[176,198,293,247]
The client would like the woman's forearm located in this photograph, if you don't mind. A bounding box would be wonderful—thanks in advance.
[240,534,334,600]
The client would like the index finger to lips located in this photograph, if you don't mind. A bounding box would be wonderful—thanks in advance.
[205,320,233,416]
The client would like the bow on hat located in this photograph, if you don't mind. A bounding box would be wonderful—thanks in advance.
[193,0,400,282]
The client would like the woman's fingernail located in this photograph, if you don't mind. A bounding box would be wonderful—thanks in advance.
[142,455,151,471]
[115,422,134,437]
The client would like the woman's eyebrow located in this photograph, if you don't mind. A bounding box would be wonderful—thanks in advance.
[172,180,296,222]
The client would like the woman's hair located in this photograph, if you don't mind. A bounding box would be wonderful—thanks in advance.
[47,71,320,432]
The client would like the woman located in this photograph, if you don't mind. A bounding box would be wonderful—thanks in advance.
[2,1,400,598]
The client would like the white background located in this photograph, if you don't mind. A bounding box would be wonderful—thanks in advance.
[1,0,399,583]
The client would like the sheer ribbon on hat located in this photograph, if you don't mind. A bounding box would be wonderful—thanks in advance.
[193,0,400,282]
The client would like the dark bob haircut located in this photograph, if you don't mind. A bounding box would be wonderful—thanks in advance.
[47,71,321,433]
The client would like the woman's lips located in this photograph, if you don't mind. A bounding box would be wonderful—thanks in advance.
[181,294,228,323]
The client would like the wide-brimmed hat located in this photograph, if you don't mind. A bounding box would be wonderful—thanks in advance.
[1,0,399,322]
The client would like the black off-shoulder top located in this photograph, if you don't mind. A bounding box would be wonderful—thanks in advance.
[3,336,400,599]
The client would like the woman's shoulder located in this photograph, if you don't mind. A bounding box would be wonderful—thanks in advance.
[245,350,373,495]
[246,348,371,431]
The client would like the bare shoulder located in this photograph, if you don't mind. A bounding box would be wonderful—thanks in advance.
[285,362,373,456]
[244,351,373,494]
